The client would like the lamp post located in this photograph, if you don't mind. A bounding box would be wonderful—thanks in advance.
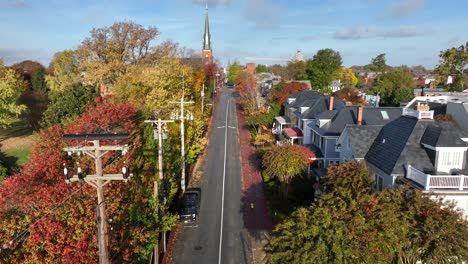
[201,83,205,115]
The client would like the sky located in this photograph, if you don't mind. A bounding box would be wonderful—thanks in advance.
[0,0,467,69]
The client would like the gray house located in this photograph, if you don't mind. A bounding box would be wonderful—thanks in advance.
[308,105,402,168]
[364,108,468,218]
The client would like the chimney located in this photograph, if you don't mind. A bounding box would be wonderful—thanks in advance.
[329,96,334,111]
[357,106,363,125]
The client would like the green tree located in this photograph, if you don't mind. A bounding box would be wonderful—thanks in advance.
[286,60,307,80]
[265,161,468,263]
[227,61,241,82]
[355,72,366,88]
[369,53,387,74]
[45,50,80,92]
[256,64,269,73]
[306,49,342,89]
[262,144,313,197]
[435,41,468,91]
[40,83,99,128]
[372,68,416,106]
[0,66,27,127]
[30,67,47,91]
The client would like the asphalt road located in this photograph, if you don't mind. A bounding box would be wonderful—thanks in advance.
[171,87,247,264]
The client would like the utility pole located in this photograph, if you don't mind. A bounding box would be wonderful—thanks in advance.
[171,97,194,192]
[144,118,173,262]
[63,133,131,264]
[201,83,205,115]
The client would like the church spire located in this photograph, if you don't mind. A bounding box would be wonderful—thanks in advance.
[203,4,211,51]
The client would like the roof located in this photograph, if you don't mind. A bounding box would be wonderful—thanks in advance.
[275,116,291,125]
[407,100,447,115]
[365,116,420,175]
[283,127,303,138]
[283,90,323,109]
[420,123,468,148]
[366,117,468,176]
[346,125,383,159]
[310,106,402,137]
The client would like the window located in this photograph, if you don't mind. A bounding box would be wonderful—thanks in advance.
[329,160,339,166]
[373,174,384,191]
[321,137,325,150]
[438,151,464,167]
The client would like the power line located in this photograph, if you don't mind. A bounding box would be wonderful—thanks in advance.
[2,185,84,249]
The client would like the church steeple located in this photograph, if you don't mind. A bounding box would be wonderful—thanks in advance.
[202,4,213,64]
[203,5,211,50]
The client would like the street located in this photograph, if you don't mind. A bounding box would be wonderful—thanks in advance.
[171,87,248,264]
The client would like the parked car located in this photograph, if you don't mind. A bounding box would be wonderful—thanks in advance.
[179,188,201,223]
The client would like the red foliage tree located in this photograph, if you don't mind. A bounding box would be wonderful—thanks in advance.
[203,63,218,85]
[0,97,150,263]
[271,81,309,104]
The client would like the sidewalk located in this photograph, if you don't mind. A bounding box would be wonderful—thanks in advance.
[236,100,274,263]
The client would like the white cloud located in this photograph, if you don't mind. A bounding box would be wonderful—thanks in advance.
[387,0,425,18]
[243,0,281,30]
[334,25,425,40]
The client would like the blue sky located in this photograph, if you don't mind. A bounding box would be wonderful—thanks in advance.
[0,0,467,69]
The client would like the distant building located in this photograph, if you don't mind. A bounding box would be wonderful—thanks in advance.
[329,79,342,93]
[202,6,213,65]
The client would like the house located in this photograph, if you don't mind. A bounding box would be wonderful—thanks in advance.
[308,104,402,168]
[272,91,350,146]
[364,105,468,217]
[329,79,341,93]
[337,125,383,163]
[272,90,329,141]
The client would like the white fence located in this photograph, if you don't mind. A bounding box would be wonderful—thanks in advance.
[402,108,434,120]
[407,165,468,190]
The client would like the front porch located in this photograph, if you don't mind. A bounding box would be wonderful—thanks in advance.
[272,116,292,135]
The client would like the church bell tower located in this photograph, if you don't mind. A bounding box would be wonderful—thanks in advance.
[202,5,213,65]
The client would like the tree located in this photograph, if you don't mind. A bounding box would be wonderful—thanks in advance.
[262,144,314,197]
[30,67,47,91]
[265,161,468,263]
[0,66,27,127]
[40,83,99,128]
[435,41,468,91]
[372,68,416,106]
[45,50,80,92]
[256,64,269,73]
[334,87,366,105]
[235,70,257,114]
[227,61,241,82]
[76,21,160,86]
[355,73,366,88]
[340,68,358,87]
[285,60,307,80]
[271,81,309,104]
[306,49,342,89]
[369,53,387,74]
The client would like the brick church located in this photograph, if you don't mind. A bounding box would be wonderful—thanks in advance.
[202,6,213,65]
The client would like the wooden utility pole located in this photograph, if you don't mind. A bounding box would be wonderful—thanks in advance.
[201,84,205,115]
[63,133,131,264]
[144,118,174,263]
[171,97,194,192]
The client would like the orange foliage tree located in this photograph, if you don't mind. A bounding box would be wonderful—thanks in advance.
[271,81,309,104]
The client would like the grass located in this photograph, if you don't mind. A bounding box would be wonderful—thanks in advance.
[0,118,35,174]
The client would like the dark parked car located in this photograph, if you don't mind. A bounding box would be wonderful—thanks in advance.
[179,188,201,223]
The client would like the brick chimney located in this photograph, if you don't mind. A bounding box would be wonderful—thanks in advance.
[329,96,334,111]
[357,106,363,125]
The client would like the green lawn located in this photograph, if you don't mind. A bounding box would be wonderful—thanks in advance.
[0,119,34,173]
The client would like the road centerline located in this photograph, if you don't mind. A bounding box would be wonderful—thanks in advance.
[218,97,230,264]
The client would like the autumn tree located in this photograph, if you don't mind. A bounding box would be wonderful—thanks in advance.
[76,21,159,86]
[262,144,314,197]
[340,68,358,87]
[435,41,468,91]
[235,70,257,115]
[0,66,27,127]
[45,50,81,92]
[306,49,342,89]
[334,87,366,105]
[271,81,309,104]
[372,67,416,106]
